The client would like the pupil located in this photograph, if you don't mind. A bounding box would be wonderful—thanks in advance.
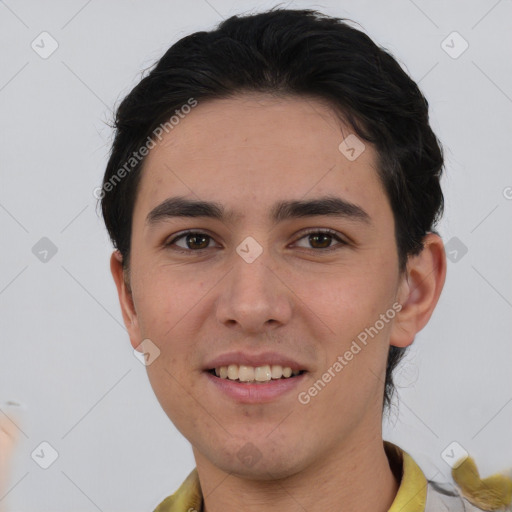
[188,234,209,249]
[311,234,331,248]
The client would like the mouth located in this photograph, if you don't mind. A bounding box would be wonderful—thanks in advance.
[206,364,307,384]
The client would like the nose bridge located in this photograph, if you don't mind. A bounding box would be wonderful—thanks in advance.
[216,243,292,331]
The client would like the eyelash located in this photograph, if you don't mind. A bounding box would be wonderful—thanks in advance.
[164,228,347,254]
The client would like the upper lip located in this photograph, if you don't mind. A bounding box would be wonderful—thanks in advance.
[204,351,308,372]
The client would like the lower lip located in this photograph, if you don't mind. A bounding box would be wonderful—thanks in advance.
[204,371,306,404]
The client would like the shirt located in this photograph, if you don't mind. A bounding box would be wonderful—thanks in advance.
[153,442,491,512]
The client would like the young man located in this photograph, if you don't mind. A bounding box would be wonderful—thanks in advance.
[100,8,508,512]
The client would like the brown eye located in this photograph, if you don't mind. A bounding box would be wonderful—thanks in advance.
[294,229,346,251]
[166,231,216,251]
[184,233,210,250]
[308,233,333,249]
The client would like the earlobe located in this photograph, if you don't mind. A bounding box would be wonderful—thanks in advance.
[390,233,447,348]
[110,250,141,348]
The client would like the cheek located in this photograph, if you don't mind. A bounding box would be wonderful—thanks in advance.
[295,261,398,332]
[293,258,398,387]
[146,361,205,439]
[131,263,201,338]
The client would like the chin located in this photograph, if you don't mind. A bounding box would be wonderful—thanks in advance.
[204,438,309,481]
[223,457,303,481]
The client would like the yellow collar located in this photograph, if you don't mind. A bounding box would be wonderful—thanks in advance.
[154,442,428,512]
[385,441,428,512]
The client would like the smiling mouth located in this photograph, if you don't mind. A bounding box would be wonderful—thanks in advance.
[207,364,306,384]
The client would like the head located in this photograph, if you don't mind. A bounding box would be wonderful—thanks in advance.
[101,8,446,477]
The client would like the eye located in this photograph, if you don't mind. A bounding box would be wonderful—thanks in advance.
[165,231,219,252]
[164,228,347,254]
[293,229,347,251]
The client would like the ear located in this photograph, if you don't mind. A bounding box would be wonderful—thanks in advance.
[110,250,142,350]
[390,233,447,348]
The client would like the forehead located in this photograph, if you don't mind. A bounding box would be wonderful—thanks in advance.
[134,93,386,222]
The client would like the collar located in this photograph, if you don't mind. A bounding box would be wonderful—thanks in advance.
[385,441,428,512]
[154,442,428,512]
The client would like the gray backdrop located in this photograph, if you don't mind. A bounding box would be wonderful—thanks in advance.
[1,0,511,510]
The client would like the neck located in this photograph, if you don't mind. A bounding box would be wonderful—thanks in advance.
[193,430,399,512]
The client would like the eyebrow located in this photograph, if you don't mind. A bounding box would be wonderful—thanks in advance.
[146,195,371,226]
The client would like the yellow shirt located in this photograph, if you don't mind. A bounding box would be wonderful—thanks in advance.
[153,442,488,512]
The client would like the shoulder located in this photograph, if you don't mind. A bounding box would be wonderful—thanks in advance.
[451,456,512,511]
[388,442,511,512]
[426,480,497,511]
[153,468,203,512]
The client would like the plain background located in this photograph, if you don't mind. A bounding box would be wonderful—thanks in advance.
[0,0,511,510]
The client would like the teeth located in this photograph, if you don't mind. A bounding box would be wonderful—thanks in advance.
[238,365,254,382]
[271,365,283,379]
[227,364,238,380]
[254,365,271,381]
[213,364,301,383]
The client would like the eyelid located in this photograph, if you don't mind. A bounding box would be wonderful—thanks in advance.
[164,229,220,250]
[291,227,348,249]
[164,227,349,254]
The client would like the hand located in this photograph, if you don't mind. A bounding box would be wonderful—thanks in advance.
[0,405,22,512]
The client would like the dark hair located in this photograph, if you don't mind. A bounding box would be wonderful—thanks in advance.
[100,7,444,410]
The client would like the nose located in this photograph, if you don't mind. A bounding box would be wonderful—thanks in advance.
[215,248,293,334]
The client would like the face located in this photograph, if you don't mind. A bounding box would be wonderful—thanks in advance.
[118,93,410,478]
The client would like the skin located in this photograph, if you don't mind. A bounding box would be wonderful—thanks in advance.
[111,93,446,512]
[0,412,20,512]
